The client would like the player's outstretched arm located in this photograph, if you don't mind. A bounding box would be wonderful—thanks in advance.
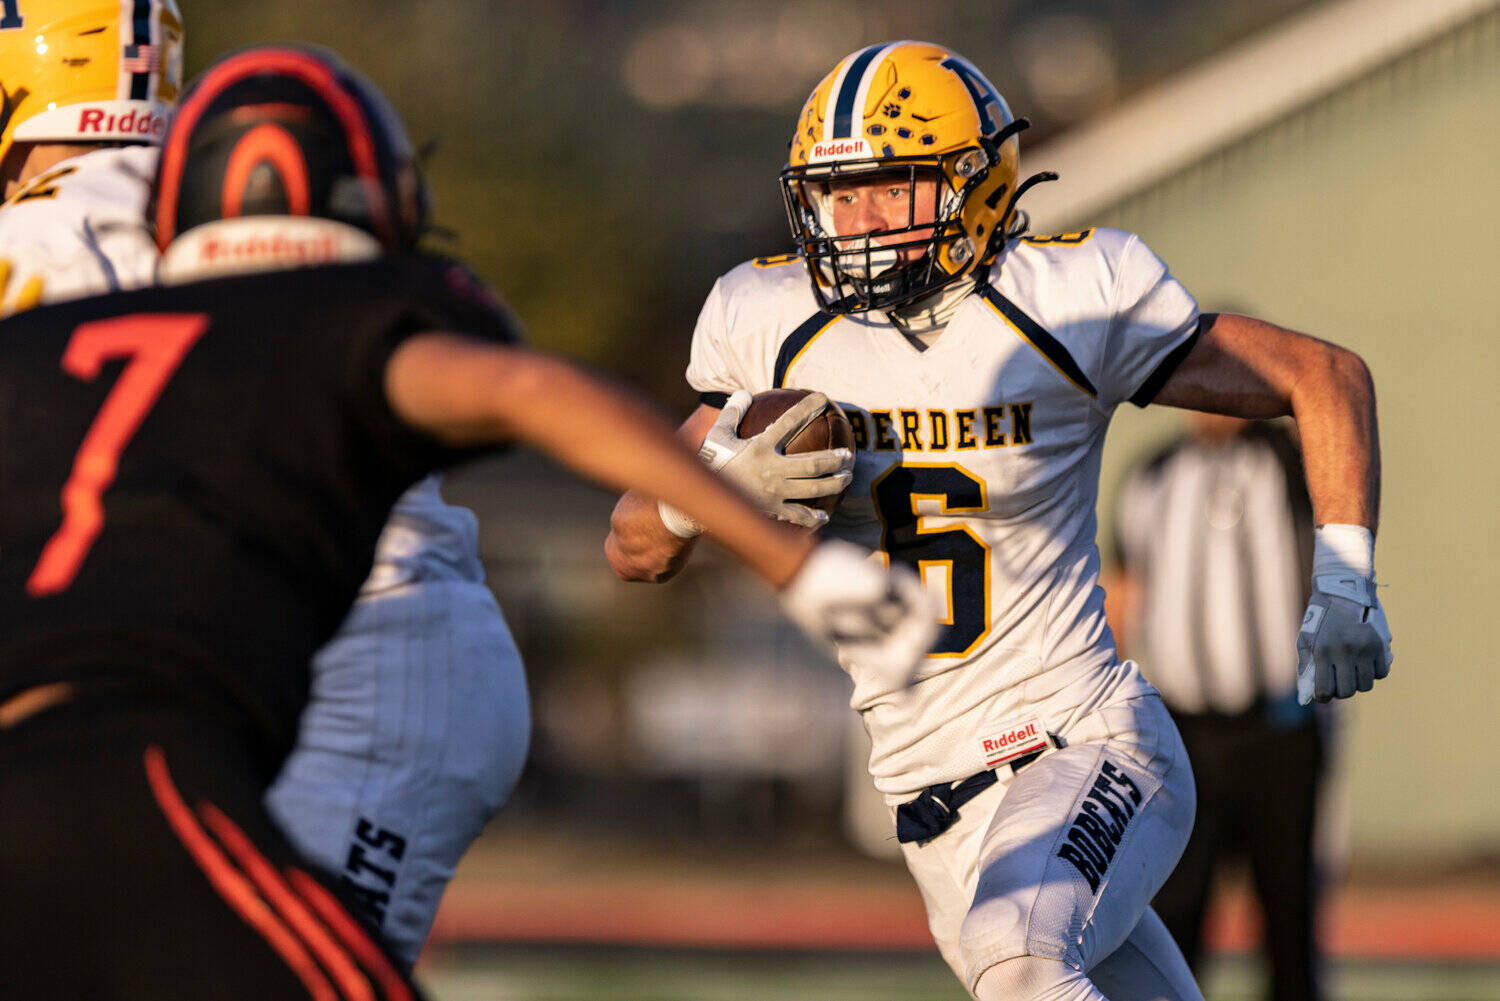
[385,332,936,684]
[1153,312,1391,702]
[385,335,803,584]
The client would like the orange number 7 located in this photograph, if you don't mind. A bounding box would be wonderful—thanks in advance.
[27,313,210,597]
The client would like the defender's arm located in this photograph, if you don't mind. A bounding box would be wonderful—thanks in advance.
[384,338,805,587]
[385,333,936,685]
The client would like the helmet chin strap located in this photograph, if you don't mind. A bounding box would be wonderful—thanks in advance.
[157,217,383,285]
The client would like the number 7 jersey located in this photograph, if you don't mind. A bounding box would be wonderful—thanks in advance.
[687,229,1202,794]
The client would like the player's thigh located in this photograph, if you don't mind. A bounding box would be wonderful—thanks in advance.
[267,580,529,962]
[959,699,1195,990]
[1088,906,1205,1001]
[0,696,419,1001]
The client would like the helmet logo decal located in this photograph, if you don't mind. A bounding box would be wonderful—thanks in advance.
[0,0,21,30]
[809,138,873,163]
[220,122,312,218]
[940,56,1007,136]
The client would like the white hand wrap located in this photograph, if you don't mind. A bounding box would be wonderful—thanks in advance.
[1296,524,1393,704]
[779,540,938,692]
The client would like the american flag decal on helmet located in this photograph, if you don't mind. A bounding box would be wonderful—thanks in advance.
[120,0,156,101]
[122,44,160,75]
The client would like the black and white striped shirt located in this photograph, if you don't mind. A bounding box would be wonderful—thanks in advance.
[1114,423,1313,717]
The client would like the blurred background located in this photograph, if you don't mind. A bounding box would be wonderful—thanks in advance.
[189,1,1499,997]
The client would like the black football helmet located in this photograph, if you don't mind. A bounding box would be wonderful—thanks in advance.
[152,44,428,253]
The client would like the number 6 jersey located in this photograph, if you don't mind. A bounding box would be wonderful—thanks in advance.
[687,228,1202,795]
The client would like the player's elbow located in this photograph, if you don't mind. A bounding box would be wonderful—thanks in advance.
[1296,339,1375,407]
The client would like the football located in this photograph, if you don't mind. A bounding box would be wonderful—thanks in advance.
[736,388,856,513]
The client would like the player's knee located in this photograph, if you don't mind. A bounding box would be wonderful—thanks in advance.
[972,954,1098,1001]
[957,892,1027,985]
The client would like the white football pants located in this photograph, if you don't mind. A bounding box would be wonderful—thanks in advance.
[265,578,529,969]
[890,694,1200,1000]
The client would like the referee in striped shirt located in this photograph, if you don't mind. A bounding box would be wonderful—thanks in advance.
[1106,412,1328,1001]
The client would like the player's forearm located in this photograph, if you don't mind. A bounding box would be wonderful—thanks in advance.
[605,490,699,582]
[1287,342,1380,530]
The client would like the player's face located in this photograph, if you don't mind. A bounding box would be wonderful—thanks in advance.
[825,170,939,263]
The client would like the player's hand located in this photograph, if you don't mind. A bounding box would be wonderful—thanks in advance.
[699,389,854,529]
[0,257,44,317]
[779,540,937,690]
[1296,573,1392,704]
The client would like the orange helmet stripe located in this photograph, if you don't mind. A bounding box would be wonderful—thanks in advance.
[220,122,311,218]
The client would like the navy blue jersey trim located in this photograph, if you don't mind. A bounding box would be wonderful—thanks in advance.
[831,45,883,139]
[981,285,1098,399]
[1129,315,1208,408]
[774,311,839,388]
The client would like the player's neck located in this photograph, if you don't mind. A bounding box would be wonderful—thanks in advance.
[2,142,99,200]
[886,277,977,350]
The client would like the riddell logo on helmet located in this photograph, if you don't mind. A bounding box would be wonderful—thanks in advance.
[809,138,874,162]
[200,230,341,266]
[77,106,168,139]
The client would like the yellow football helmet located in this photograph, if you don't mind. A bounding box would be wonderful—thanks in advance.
[0,0,183,165]
[781,41,1052,314]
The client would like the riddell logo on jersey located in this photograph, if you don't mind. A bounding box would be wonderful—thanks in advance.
[980,717,1048,768]
[77,106,167,139]
[810,138,873,161]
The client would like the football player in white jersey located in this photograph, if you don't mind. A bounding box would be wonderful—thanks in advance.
[606,41,1392,1001]
[2,3,517,969]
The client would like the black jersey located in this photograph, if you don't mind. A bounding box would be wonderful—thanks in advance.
[0,253,520,762]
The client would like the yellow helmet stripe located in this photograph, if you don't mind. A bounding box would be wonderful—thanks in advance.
[827,41,903,142]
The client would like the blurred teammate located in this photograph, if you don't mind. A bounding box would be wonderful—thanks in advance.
[606,41,1391,1001]
[0,2,522,967]
[1108,414,1331,1001]
[0,44,934,999]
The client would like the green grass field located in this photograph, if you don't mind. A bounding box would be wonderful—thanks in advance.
[419,947,1500,1001]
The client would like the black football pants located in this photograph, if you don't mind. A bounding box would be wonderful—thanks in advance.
[0,691,423,1001]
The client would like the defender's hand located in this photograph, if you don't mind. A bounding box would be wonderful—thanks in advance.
[700,389,854,529]
[1296,574,1392,703]
[779,540,937,690]
[0,258,44,317]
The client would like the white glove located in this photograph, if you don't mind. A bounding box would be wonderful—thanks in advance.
[660,389,854,536]
[1296,524,1393,704]
[779,540,937,691]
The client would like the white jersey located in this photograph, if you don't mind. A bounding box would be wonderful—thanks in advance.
[687,229,1200,794]
[0,146,159,301]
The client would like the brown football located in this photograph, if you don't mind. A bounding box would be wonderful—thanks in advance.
[736,388,856,514]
